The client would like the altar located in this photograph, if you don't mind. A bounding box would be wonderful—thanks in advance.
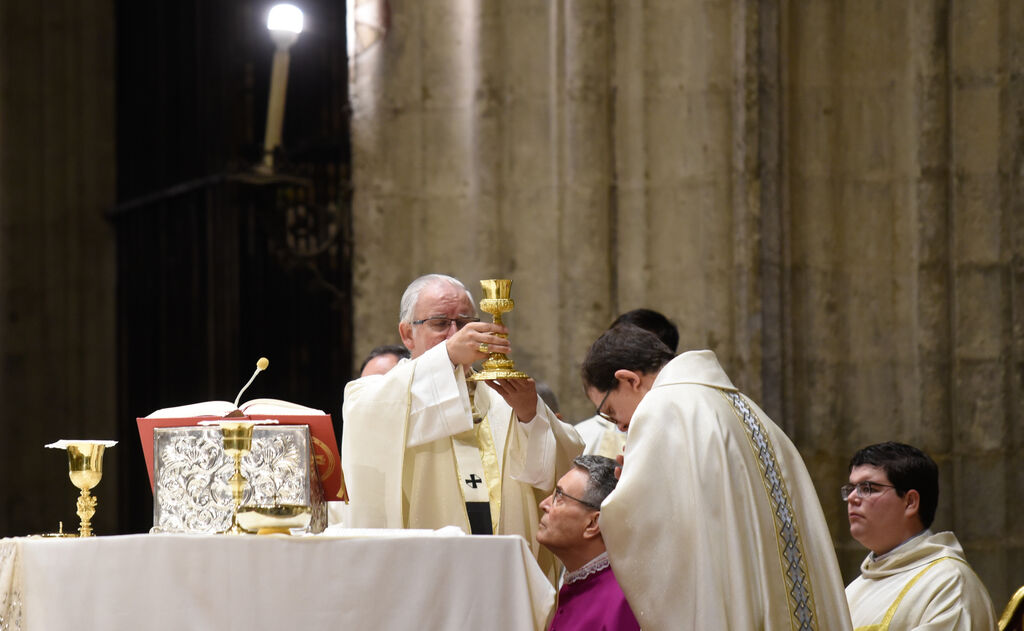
[0,531,555,630]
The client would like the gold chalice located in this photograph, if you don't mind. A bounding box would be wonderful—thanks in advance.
[199,419,277,534]
[469,279,529,381]
[45,439,117,537]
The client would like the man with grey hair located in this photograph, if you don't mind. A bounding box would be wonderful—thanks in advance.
[343,274,584,579]
[537,455,639,631]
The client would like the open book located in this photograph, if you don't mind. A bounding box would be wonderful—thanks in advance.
[137,398,345,500]
[145,398,325,418]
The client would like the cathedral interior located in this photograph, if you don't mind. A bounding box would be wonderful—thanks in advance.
[0,0,1021,609]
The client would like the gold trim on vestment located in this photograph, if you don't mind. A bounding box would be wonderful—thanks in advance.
[450,387,503,533]
[854,556,965,631]
[475,417,502,534]
[724,390,818,631]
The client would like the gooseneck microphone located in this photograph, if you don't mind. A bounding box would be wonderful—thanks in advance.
[234,357,270,409]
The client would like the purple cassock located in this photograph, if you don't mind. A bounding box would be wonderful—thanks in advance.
[548,553,640,631]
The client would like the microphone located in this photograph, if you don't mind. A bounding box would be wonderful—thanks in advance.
[234,357,270,409]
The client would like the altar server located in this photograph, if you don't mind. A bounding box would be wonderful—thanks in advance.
[844,442,996,630]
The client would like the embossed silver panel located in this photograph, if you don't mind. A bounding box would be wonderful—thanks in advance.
[152,425,326,534]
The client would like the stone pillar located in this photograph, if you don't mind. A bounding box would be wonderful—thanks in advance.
[348,0,1024,603]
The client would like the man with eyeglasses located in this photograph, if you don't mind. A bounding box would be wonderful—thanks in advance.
[844,442,995,630]
[578,323,852,630]
[342,274,584,579]
[573,308,679,459]
[537,455,639,631]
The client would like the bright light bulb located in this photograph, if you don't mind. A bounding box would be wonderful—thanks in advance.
[267,4,303,34]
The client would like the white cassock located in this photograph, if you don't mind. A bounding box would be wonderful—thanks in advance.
[573,415,627,460]
[599,350,853,631]
[846,530,996,630]
[342,342,584,579]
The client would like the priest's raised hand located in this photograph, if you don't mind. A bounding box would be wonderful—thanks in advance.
[443,320,510,367]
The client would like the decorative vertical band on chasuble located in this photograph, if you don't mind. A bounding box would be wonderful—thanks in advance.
[724,391,818,631]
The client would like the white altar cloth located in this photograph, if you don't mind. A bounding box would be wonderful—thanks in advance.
[0,532,555,630]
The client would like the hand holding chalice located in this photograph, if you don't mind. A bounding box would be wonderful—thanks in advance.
[469,279,529,382]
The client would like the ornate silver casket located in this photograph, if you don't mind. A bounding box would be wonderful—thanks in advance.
[152,424,326,534]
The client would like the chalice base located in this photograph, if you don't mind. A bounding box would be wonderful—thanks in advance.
[223,520,248,535]
[470,368,529,381]
[256,527,292,536]
[470,353,529,381]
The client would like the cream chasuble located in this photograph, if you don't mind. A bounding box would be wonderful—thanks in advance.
[342,342,584,580]
[846,530,996,630]
[574,415,626,460]
[599,350,853,631]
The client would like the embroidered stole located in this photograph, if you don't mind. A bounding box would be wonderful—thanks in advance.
[452,381,502,534]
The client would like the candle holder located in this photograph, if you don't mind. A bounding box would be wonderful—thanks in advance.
[198,419,277,534]
[45,439,117,537]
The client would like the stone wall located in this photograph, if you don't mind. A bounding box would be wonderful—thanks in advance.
[350,0,1024,606]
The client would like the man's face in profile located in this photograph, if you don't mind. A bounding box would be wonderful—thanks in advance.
[846,464,909,555]
[585,375,649,432]
[537,467,597,555]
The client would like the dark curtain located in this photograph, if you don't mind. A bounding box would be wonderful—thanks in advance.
[111,0,352,534]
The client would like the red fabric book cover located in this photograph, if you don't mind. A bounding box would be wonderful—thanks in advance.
[137,411,346,501]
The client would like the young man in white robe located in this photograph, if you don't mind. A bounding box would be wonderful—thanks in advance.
[579,324,853,631]
[844,442,996,630]
[342,274,584,577]
[574,308,677,459]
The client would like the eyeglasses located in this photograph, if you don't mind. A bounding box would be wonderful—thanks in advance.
[411,314,480,333]
[840,481,897,501]
[594,389,613,423]
[553,487,601,511]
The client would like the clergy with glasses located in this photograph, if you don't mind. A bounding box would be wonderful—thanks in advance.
[579,323,853,630]
[537,455,639,631]
[573,308,679,459]
[342,274,584,578]
[844,442,996,630]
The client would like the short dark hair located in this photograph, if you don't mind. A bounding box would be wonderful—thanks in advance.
[581,324,675,393]
[611,308,679,352]
[849,442,939,529]
[573,455,618,508]
[358,344,411,373]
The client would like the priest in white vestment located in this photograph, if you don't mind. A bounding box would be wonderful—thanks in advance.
[580,324,853,631]
[843,442,996,630]
[342,274,584,577]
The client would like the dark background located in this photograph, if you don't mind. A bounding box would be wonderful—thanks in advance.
[109,0,352,534]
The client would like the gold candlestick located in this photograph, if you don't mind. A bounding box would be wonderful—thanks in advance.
[469,279,529,381]
[199,419,277,534]
[46,439,117,537]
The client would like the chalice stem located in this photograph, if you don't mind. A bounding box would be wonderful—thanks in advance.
[77,488,97,537]
[228,453,246,534]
